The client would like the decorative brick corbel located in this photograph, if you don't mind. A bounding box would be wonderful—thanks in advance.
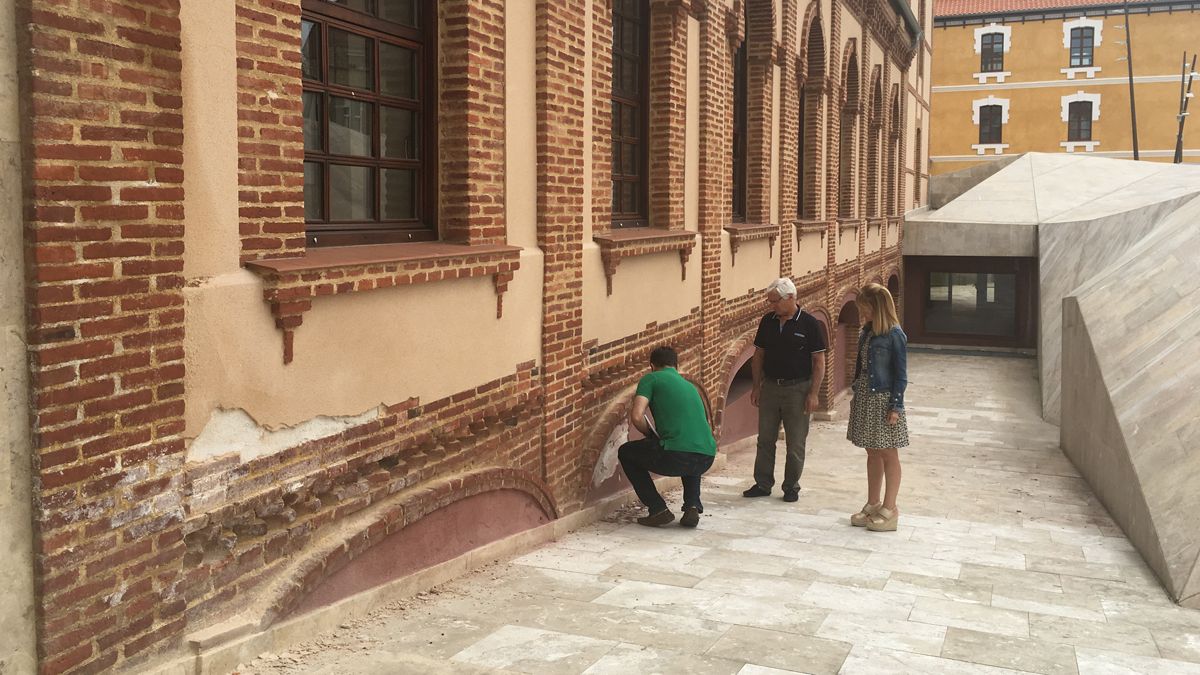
[594,229,697,295]
[493,271,514,319]
[724,223,781,266]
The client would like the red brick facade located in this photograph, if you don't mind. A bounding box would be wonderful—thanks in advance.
[13,0,919,671]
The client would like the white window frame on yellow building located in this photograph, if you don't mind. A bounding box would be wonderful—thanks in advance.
[1061,17,1103,79]
[973,23,1012,84]
[972,95,1010,154]
[1060,91,1101,152]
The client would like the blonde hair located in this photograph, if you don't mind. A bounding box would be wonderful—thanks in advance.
[857,283,900,336]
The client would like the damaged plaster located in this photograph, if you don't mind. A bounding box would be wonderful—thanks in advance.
[187,406,384,464]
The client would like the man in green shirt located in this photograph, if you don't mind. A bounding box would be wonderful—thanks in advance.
[619,346,717,528]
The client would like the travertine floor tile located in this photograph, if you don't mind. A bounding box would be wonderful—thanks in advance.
[1074,646,1200,674]
[940,627,1079,675]
[704,625,850,675]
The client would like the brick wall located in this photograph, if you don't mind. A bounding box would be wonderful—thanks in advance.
[235,0,305,261]
[15,0,912,670]
[22,1,189,671]
[536,0,588,510]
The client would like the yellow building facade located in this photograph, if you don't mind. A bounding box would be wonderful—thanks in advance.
[930,0,1200,175]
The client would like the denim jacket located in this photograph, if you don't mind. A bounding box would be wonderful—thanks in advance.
[852,325,908,411]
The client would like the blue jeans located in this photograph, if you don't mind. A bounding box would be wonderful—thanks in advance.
[618,437,714,513]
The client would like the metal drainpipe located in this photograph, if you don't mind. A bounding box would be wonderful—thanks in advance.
[889,0,925,55]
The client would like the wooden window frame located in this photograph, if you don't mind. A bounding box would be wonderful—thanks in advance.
[611,0,650,229]
[301,0,438,248]
[980,33,1004,73]
[978,104,1003,145]
[1068,101,1093,141]
[1069,27,1094,68]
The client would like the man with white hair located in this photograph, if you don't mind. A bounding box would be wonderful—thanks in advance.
[742,277,826,502]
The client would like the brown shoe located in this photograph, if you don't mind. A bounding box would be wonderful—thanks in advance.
[637,509,675,527]
[866,506,899,532]
[850,503,881,527]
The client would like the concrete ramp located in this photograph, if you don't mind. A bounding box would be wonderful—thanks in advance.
[1061,193,1200,608]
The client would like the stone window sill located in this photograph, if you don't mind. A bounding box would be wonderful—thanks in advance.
[793,219,829,243]
[973,71,1011,84]
[593,228,696,295]
[972,143,1009,155]
[245,242,522,363]
[723,223,779,265]
[1061,66,1101,80]
[1060,140,1100,153]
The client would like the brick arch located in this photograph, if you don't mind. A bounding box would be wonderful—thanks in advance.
[577,385,637,502]
[866,65,885,217]
[713,327,759,436]
[838,39,860,218]
[797,4,826,220]
[833,295,862,396]
[888,84,902,215]
[799,0,825,84]
[806,305,834,408]
[256,467,558,628]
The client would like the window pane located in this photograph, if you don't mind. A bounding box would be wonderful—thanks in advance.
[302,21,321,81]
[331,0,374,14]
[611,142,620,173]
[622,142,636,175]
[380,42,417,98]
[623,18,637,53]
[303,92,322,151]
[622,104,635,137]
[380,106,417,158]
[622,182,636,214]
[329,164,374,220]
[381,168,416,219]
[329,96,372,157]
[304,162,323,221]
[925,272,1016,336]
[377,0,418,26]
[329,29,374,91]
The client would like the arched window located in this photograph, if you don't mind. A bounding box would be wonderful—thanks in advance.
[732,20,748,222]
[611,0,650,228]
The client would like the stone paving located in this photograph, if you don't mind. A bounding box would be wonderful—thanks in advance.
[237,353,1200,674]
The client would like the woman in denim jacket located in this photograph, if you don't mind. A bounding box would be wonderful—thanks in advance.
[846,283,909,532]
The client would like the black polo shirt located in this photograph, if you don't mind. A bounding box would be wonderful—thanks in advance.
[753,308,827,380]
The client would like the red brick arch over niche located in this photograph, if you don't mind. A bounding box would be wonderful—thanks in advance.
[256,467,557,627]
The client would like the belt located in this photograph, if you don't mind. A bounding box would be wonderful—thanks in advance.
[768,377,809,386]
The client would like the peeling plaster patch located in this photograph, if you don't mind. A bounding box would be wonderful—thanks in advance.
[187,406,384,463]
[592,420,629,487]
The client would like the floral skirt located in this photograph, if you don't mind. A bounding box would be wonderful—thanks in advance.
[846,375,910,449]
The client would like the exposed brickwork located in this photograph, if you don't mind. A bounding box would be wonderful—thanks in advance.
[744,0,774,227]
[179,365,546,627]
[695,0,736,397]
[536,0,588,511]
[440,0,508,244]
[648,0,690,231]
[21,1,189,671]
[235,0,305,261]
[14,0,918,670]
[775,0,799,274]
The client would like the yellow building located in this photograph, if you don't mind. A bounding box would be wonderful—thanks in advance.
[930,0,1200,174]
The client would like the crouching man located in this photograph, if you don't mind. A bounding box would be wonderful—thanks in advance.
[618,346,717,528]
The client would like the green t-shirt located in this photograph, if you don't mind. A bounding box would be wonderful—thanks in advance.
[635,367,717,457]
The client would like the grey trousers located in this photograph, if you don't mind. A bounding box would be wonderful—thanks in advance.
[754,379,813,492]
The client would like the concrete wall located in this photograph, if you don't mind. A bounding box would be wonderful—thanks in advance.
[0,0,38,669]
[1038,194,1197,422]
[1060,194,1200,607]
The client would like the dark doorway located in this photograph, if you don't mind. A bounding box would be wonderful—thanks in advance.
[903,256,1037,348]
